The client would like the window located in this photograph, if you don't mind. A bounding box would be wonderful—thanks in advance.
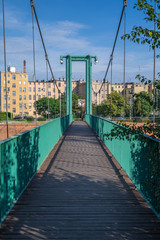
[29,82,32,85]
[48,92,51,96]
[23,87,26,92]
[19,104,22,109]
[19,75,22,78]
[24,81,26,85]
[8,104,10,109]
[33,87,35,92]
[8,96,10,100]
[12,75,16,80]
[12,91,16,96]
[38,88,41,92]
[19,87,22,92]
[13,99,16,104]
[43,95,45,98]
[53,95,55,99]
[8,74,10,78]
[43,88,45,92]
[24,104,26,109]
[33,95,36,100]
[13,108,16,113]
[4,87,6,92]
[8,87,10,92]
[12,83,16,88]
[38,95,41,99]
[53,88,55,93]
[24,95,26,100]
[38,82,40,85]
[23,75,26,78]
[29,103,32,109]
[58,82,61,87]
[29,87,31,92]
[19,95,22,100]
[29,95,32,100]
[48,83,51,88]
[19,81,22,84]
[8,80,10,84]
[3,104,6,109]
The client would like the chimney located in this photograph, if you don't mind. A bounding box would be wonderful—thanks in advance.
[24,60,26,73]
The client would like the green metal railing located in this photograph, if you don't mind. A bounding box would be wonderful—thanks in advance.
[0,115,71,224]
[85,114,160,217]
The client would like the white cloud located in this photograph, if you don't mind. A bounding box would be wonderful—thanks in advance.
[0,10,157,83]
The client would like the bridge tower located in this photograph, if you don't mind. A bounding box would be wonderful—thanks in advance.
[60,55,98,122]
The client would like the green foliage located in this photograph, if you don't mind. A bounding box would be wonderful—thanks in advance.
[133,91,153,117]
[27,116,35,122]
[37,117,46,121]
[122,0,160,99]
[35,93,84,119]
[0,112,13,121]
[14,119,26,122]
[95,91,130,117]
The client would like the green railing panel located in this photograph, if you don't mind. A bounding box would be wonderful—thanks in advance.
[0,115,71,224]
[85,114,160,217]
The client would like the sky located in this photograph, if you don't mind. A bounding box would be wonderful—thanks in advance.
[0,0,159,83]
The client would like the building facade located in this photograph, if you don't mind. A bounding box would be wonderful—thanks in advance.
[0,65,154,117]
[0,66,29,117]
[28,79,78,116]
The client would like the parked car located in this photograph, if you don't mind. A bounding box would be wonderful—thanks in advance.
[13,115,22,120]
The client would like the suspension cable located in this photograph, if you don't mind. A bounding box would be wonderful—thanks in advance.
[153,1,156,123]
[92,0,127,97]
[110,55,113,118]
[103,4,126,82]
[123,0,127,118]
[31,4,37,124]
[2,0,9,138]
[30,0,63,95]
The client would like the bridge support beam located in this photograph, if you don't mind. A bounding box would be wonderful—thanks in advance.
[60,55,98,119]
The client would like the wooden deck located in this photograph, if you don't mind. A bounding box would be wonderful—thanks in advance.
[0,121,160,240]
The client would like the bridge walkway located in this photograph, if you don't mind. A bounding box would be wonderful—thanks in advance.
[0,121,160,239]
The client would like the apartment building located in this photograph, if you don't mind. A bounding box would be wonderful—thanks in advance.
[28,79,78,116]
[0,63,154,117]
[77,79,109,105]
[0,65,29,117]
[77,80,153,105]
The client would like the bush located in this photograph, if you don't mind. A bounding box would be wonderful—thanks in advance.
[0,112,13,121]
[37,117,46,121]
[27,116,35,122]
[14,119,26,122]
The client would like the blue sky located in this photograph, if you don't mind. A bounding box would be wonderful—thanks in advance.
[0,0,158,83]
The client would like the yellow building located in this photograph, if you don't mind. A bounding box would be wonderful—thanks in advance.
[77,80,153,105]
[0,66,29,117]
[28,79,78,116]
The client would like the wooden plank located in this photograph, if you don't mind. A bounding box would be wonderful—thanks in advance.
[0,121,160,240]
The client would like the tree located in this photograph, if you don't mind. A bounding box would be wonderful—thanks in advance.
[96,91,130,117]
[35,97,60,118]
[123,0,160,88]
[133,91,153,117]
[35,93,83,118]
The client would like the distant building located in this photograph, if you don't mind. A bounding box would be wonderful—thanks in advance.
[0,62,154,117]
[0,62,29,117]
[28,79,78,116]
